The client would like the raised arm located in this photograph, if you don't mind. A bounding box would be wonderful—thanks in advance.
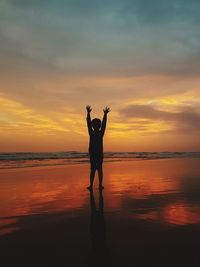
[86,105,93,135]
[101,107,110,136]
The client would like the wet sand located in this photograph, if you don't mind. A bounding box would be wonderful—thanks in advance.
[0,158,200,266]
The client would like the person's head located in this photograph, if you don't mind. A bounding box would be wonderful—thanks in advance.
[92,118,101,131]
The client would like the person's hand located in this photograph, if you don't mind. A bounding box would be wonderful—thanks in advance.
[103,107,110,114]
[86,105,92,113]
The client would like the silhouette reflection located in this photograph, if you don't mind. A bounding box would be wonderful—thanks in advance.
[88,190,111,266]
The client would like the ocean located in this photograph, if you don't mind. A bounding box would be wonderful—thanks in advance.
[0,151,199,169]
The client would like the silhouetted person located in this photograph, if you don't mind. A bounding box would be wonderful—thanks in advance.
[86,105,110,190]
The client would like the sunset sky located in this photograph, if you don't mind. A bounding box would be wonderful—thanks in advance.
[0,0,200,152]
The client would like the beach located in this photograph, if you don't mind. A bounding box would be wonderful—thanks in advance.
[0,157,200,266]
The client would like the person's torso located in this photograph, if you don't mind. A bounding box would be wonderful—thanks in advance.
[89,131,103,154]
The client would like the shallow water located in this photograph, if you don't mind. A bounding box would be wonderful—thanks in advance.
[0,151,200,169]
[0,158,200,266]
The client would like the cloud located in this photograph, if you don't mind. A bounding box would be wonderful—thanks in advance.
[0,0,200,151]
[8,0,200,24]
[0,96,84,135]
[120,104,200,132]
[1,0,200,77]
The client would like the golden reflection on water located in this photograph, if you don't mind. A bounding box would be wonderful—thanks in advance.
[0,158,200,235]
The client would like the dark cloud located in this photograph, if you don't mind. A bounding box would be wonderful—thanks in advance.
[9,0,110,15]
[120,104,200,132]
[0,0,199,77]
[9,0,200,23]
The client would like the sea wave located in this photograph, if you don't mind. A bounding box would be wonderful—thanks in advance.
[0,152,199,169]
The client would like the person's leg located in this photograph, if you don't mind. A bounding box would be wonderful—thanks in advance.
[88,155,96,190]
[98,167,103,189]
[97,155,104,189]
[88,169,95,189]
